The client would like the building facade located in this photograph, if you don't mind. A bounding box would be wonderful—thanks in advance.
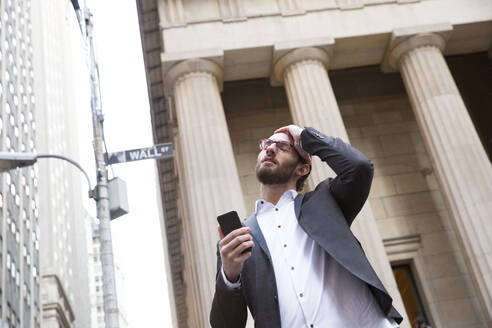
[88,218,128,328]
[0,0,41,326]
[137,0,492,327]
[31,0,92,327]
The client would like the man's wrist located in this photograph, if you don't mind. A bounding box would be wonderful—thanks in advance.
[221,266,241,290]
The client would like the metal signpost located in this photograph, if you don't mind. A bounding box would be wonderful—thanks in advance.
[68,2,175,327]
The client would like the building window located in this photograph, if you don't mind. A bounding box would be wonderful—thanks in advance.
[6,252,11,269]
[11,261,16,279]
[392,264,430,327]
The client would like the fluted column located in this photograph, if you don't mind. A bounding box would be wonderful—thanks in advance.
[163,0,185,26]
[273,43,410,327]
[385,25,492,325]
[273,46,343,184]
[165,58,247,327]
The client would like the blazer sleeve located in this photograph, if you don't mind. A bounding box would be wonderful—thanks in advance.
[210,243,248,328]
[300,127,374,225]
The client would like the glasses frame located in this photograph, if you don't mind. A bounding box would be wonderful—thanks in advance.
[259,138,294,152]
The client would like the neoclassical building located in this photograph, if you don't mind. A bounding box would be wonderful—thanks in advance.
[136,1,492,327]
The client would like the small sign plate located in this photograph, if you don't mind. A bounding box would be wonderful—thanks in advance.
[105,143,173,165]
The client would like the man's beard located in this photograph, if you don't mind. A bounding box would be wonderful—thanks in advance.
[256,158,297,186]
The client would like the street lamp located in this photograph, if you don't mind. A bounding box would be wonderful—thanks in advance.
[0,151,127,327]
[0,152,93,195]
[0,152,37,172]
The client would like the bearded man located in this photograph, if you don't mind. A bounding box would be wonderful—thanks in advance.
[210,125,403,328]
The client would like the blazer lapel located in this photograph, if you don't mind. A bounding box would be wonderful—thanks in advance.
[294,193,304,219]
[296,189,387,295]
[245,213,272,263]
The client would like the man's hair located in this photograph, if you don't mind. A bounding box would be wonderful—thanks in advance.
[295,155,311,192]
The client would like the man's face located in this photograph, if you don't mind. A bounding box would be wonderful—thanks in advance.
[255,132,300,186]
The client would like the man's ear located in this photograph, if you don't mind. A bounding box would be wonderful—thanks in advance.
[296,163,310,177]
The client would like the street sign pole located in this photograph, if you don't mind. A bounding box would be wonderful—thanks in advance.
[71,4,175,328]
[86,10,119,328]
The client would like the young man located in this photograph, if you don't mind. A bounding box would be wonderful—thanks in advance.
[210,125,403,327]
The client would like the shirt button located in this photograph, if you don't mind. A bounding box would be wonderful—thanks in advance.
[291,266,294,270]
[260,201,264,204]
[275,208,278,211]
[283,244,287,248]
[273,295,278,302]
[299,293,303,298]
[310,325,314,328]
[277,225,281,228]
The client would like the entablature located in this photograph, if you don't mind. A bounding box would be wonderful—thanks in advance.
[159,0,492,82]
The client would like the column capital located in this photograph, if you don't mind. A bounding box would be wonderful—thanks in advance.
[381,23,453,72]
[162,49,224,95]
[271,37,334,86]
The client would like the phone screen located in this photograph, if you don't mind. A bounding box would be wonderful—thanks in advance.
[217,211,252,253]
[217,211,242,236]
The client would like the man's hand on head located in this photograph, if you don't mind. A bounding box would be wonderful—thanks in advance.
[274,125,311,164]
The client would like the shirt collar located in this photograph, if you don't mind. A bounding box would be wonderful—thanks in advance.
[255,189,298,215]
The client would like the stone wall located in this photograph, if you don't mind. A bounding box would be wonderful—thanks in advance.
[340,94,484,328]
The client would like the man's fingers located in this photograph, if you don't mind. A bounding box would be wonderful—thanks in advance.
[274,126,289,134]
[220,231,252,255]
[274,126,296,141]
[221,243,252,264]
[219,227,250,246]
[224,240,254,267]
[221,235,253,254]
[275,125,310,162]
[275,125,302,141]
[235,249,253,262]
[229,240,254,258]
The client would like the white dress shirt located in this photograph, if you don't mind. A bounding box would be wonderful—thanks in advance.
[223,190,398,328]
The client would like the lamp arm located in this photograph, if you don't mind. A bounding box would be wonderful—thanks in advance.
[36,154,93,195]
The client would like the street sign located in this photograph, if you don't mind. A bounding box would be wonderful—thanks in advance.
[105,142,173,165]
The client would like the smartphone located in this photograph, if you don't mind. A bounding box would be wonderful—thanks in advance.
[217,211,252,253]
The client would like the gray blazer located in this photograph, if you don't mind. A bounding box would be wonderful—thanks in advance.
[210,127,403,328]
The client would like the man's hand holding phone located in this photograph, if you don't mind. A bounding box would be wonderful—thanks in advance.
[217,225,254,283]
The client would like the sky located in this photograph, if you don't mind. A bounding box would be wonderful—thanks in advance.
[81,1,173,326]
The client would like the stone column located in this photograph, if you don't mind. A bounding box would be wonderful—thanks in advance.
[272,41,410,327]
[384,24,492,325]
[164,57,247,327]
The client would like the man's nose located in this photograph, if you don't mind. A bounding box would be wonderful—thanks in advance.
[265,143,277,155]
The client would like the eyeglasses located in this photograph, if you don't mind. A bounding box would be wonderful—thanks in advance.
[259,139,294,152]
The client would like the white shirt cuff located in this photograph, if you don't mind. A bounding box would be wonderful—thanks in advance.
[221,266,241,290]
